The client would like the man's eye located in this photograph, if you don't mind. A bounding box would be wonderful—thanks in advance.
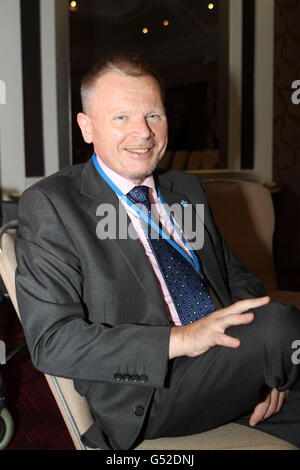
[115,115,127,121]
[148,114,160,120]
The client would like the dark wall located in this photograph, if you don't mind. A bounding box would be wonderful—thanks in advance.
[274,0,300,290]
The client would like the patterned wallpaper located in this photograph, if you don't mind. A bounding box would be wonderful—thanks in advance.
[273,0,300,288]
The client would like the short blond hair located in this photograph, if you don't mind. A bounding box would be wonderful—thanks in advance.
[80,54,165,114]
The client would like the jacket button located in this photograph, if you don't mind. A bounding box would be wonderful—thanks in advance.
[114,372,122,381]
[122,373,132,382]
[140,374,148,383]
[131,373,140,383]
[134,406,145,416]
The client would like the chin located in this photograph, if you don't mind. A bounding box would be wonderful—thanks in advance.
[124,158,160,182]
[125,170,153,183]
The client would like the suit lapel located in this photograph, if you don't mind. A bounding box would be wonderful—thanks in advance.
[158,172,231,307]
[80,159,169,322]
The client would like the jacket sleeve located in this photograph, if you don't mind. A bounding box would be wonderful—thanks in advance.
[220,236,267,302]
[15,187,170,388]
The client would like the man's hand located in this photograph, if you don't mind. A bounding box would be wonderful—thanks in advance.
[249,388,289,426]
[169,296,270,359]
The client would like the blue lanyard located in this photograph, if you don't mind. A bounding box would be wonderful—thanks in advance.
[92,153,200,272]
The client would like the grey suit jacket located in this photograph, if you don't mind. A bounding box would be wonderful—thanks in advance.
[15,158,265,449]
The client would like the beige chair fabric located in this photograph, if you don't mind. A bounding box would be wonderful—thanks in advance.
[157,150,173,169]
[205,180,278,292]
[171,150,189,171]
[158,149,219,171]
[136,423,296,450]
[0,232,297,450]
[186,150,219,171]
[205,179,300,310]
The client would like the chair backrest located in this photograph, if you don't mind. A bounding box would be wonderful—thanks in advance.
[157,150,173,169]
[0,231,95,450]
[205,179,278,292]
[186,149,219,171]
[171,150,189,170]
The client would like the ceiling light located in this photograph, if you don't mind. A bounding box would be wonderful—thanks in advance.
[163,20,169,26]
[70,1,77,9]
[142,27,149,34]
[208,2,214,10]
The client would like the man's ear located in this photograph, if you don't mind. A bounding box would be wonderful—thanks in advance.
[77,112,93,144]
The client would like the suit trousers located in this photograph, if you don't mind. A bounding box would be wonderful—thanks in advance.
[141,302,300,448]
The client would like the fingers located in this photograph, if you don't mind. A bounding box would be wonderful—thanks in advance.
[182,296,270,358]
[214,313,254,348]
[249,394,271,426]
[224,296,270,315]
[211,296,270,351]
[261,388,280,421]
[249,395,271,426]
[208,309,255,351]
[249,388,288,426]
[276,391,288,413]
[213,296,269,323]
[215,332,240,349]
[222,312,255,327]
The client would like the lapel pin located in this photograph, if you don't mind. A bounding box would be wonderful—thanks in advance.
[180,200,188,207]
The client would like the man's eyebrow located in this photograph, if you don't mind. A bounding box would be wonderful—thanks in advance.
[108,107,166,115]
[147,108,166,114]
[109,109,129,115]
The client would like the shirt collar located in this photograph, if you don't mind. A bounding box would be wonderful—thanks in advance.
[96,154,158,200]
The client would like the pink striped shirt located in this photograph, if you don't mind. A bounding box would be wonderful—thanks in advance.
[97,156,192,326]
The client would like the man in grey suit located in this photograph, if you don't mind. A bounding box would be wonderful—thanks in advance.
[15,55,300,450]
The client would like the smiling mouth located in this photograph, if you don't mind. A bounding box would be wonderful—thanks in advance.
[125,148,152,154]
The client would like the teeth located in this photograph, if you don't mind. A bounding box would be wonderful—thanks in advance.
[126,148,150,154]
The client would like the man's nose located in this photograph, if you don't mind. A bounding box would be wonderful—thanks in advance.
[132,118,153,139]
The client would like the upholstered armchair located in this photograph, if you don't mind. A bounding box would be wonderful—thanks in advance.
[204,179,300,310]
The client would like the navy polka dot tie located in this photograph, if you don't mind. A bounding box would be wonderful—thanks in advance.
[127,186,216,325]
